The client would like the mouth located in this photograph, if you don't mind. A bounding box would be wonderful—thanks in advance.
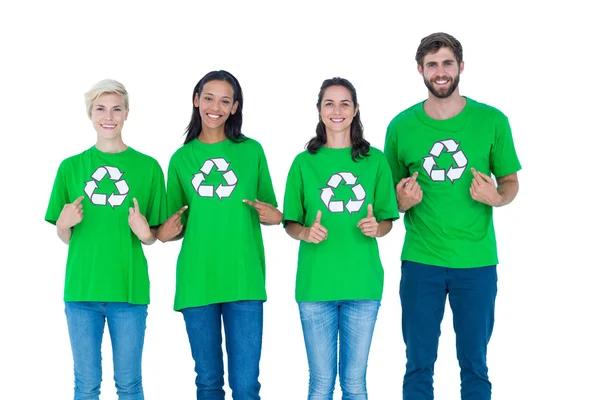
[101,124,117,130]
[206,113,223,121]
[330,118,345,123]
[433,78,450,86]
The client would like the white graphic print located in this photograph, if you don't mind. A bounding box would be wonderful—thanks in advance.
[191,158,237,199]
[84,166,129,208]
[320,172,366,214]
[423,139,469,183]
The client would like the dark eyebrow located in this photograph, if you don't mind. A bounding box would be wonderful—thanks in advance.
[203,92,233,100]
[323,99,352,103]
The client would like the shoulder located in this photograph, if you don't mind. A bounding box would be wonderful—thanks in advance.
[236,136,265,153]
[169,141,193,164]
[57,147,92,171]
[467,97,509,122]
[387,102,423,128]
[129,148,163,169]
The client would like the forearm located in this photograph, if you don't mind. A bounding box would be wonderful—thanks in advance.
[56,226,72,245]
[495,180,519,207]
[285,221,307,241]
[376,220,393,237]
[156,226,185,243]
[140,228,158,245]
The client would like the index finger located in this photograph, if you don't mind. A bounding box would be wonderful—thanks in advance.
[73,196,84,206]
[243,199,259,209]
[175,205,189,216]
[133,198,140,212]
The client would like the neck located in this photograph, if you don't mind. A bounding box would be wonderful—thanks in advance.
[198,126,227,144]
[423,91,466,120]
[95,136,127,153]
[325,129,352,149]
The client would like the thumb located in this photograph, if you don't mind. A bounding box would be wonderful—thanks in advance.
[315,210,322,225]
[133,198,140,213]
[367,204,373,217]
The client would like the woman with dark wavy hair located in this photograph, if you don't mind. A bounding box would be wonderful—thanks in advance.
[157,70,282,400]
[283,77,399,399]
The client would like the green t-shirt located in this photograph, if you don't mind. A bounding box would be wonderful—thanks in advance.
[45,146,167,304]
[384,97,522,268]
[283,146,399,302]
[167,137,277,310]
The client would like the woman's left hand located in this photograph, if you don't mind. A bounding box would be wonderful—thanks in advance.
[357,204,378,237]
[243,199,283,225]
[128,198,154,243]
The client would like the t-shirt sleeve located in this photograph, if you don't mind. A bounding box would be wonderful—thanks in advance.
[256,144,278,208]
[384,121,409,185]
[491,113,522,177]
[146,160,167,227]
[45,160,69,225]
[282,157,305,226]
[166,156,189,226]
[374,155,400,222]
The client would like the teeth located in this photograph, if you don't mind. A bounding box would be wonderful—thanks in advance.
[331,118,344,122]
[207,114,221,119]
[102,125,116,128]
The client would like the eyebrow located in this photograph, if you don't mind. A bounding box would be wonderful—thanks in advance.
[203,92,233,100]
[323,99,352,103]
[94,104,123,108]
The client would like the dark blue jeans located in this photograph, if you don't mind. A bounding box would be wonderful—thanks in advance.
[64,301,147,400]
[400,261,497,400]
[182,301,263,400]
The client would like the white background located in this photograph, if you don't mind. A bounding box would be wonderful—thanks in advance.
[1,1,598,399]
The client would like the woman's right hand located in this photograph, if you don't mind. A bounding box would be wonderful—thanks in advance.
[301,210,328,244]
[56,196,84,230]
[156,205,188,242]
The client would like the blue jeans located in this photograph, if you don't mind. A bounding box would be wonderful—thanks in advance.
[400,261,497,400]
[298,300,380,400]
[182,301,263,400]
[64,301,148,400]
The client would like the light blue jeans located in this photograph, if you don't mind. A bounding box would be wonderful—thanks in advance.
[298,300,380,400]
[64,301,148,400]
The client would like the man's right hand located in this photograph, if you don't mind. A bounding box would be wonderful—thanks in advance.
[395,172,423,212]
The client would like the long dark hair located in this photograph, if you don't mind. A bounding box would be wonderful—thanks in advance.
[183,70,245,144]
[306,77,370,161]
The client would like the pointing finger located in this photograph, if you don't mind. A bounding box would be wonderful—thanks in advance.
[73,196,84,206]
[176,205,189,216]
[315,210,322,225]
[133,198,140,213]
[367,204,373,217]
[243,199,259,209]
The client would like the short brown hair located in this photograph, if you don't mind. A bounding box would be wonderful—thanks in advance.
[415,32,463,67]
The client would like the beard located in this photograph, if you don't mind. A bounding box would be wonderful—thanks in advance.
[424,73,460,99]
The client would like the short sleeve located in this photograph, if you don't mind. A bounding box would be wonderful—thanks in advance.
[256,144,278,208]
[373,155,400,222]
[166,156,189,226]
[146,160,167,227]
[282,156,305,226]
[45,160,69,225]
[384,121,409,185]
[491,113,522,177]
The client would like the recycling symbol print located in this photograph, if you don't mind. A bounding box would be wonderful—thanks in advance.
[191,158,237,199]
[423,139,469,183]
[320,172,365,214]
[84,166,129,208]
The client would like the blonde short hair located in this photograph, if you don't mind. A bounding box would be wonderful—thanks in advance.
[84,79,129,118]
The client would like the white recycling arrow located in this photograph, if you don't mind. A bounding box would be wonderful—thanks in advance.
[200,160,215,174]
[92,167,107,181]
[223,170,237,185]
[215,184,235,199]
[84,181,97,198]
[423,156,436,176]
[321,187,334,206]
[192,173,205,192]
[198,185,214,197]
[327,174,343,188]
[115,180,129,194]
[339,172,357,185]
[91,193,107,205]
[447,166,465,182]
[212,158,230,171]
[430,142,444,157]
[346,199,363,213]
[108,193,127,208]
[105,166,123,180]
[329,200,344,213]
[452,150,467,167]
[431,169,445,181]
[441,139,459,152]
